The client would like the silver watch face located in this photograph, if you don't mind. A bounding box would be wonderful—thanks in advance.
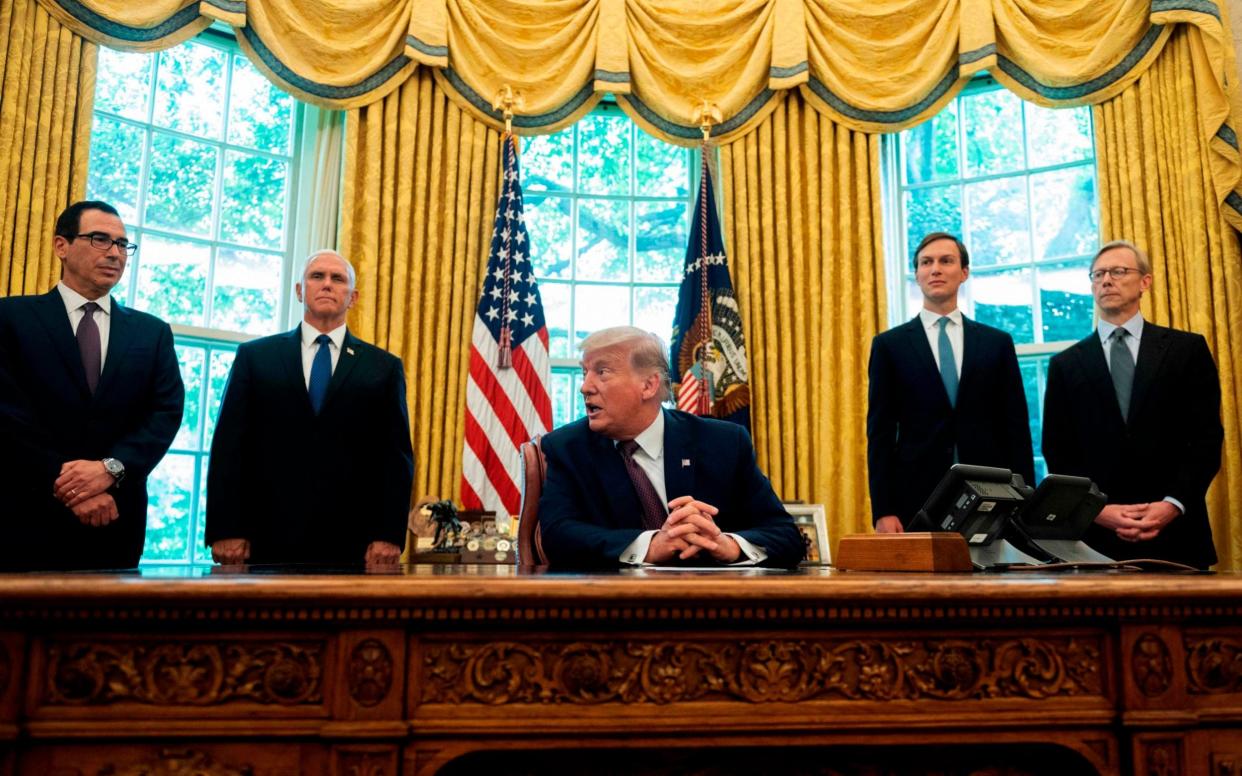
[104,458,123,477]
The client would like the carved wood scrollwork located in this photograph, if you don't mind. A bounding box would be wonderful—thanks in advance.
[97,748,252,776]
[421,636,1102,705]
[1144,740,1183,776]
[347,639,394,707]
[1186,636,1242,695]
[1133,633,1174,697]
[337,752,390,776]
[45,641,324,706]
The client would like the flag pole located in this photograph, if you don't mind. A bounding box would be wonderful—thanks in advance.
[492,85,523,369]
[693,100,721,415]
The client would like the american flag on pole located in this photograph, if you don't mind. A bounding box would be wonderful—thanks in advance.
[669,156,751,429]
[461,134,553,517]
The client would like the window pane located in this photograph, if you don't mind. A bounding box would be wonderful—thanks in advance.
[204,348,236,450]
[145,133,218,237]
[95,47,153,121]
[135,234,209,327]
[193,456,210,563]
[904,185,961,256]
[635,132,690,198]
[971,267,1034,343]
[963,89,1024,177]
[220,151,288,250]
[965,177,1029,267]
[902,104,959,184]
[1038,259,1093,343]
[143,453,195,561]
[526,192,572,279]
[577,113,631,195]
[1031,166,1098,260]
[153,44,226,138]
[550,369,584,430]
[634,201,688,283]
[521,128,573,192]
[1022,358,1042,458]
[87,116,145,224]
[172,344,205,451]
[227,54,293,154]
[212,247,282,335]
[540,281,572,358]
[633,286,678,342]
[1026,105,1093,167]
[574,284,631,343]
[576,198,629,281]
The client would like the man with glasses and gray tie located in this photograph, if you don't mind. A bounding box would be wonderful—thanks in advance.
[867,232,1034,533]
[205,250,413,567]
[538,326,804,569]
[0,200,184,570]
[1042,241,1223,568]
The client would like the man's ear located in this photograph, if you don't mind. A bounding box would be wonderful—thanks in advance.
[294,282,304,303]
[641,371,661,400]
[53,235,69,259]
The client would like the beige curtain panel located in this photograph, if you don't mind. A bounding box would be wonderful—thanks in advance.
[35,0,1242,228]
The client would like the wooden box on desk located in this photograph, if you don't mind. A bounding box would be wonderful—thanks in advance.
[835,532,972,572]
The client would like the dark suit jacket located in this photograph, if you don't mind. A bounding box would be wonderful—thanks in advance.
[537,409,805,569]
[0,289,184,570]
[867,315,1035,526]
[205,326,414,564]
[1042,322,1223,568]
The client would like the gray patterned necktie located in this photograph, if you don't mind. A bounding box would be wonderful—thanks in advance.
[77,301,101,394]
[1109,328,1135,420]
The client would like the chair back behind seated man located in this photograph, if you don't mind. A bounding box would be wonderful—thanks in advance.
[517,436,548,567]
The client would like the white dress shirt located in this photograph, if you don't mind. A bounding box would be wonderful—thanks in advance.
[618,411,767,566]
[300,321,347,388]
[919,307,964,379]
[57,282,112,369]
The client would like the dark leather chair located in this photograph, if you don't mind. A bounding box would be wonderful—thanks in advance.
[517,435,548,567]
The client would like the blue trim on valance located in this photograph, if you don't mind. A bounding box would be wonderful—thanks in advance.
[594,70,630,84]
[1216,124,1238,150]
[770,62,809,79]
[442,69,597,127]
[52,0,201,42]
[240,26,410,99]
[622,88,778,139]
[995,24,1165,101]
[406,34,448,59]
[805,66,960,125]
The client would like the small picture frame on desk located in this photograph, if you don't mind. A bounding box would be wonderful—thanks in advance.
[787,503,830,565]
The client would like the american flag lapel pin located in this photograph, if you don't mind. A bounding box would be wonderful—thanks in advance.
[682,458,691,467]
[346,347,355,356]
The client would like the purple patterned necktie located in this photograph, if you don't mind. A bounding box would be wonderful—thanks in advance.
[619,439,667,531]
[77,301,101,394]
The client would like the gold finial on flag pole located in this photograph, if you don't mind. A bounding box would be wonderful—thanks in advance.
[492,85,524,136]
[692,99,721,143]
[690,99,721,414]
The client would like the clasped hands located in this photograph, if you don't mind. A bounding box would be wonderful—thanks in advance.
[210,539,403,567]
[53,459,118,527]
[1094,501,1180,543]
[643,495,741,564]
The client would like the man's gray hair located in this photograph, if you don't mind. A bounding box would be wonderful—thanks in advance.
[1093,240,1151,275]
[580,326,673,403]
[302,249,357,289]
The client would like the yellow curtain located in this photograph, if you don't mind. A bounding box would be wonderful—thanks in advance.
[719,92,885,559]
[0,0,95,295]
[1095,25,1242,571]
[340,68,502,504]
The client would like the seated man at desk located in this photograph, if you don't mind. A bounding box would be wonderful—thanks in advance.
[538,326,804,569]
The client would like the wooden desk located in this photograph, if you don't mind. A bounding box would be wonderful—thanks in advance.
[0,567,1239,775]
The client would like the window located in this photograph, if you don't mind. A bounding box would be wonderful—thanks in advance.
[521,104,698,428]
[887,77,1101,479]
[85,33,304,564]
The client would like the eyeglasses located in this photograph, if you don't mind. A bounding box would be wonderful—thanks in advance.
[1088,266,1142,282]
[69,232,138,256]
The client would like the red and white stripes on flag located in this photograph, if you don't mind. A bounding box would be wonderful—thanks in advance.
[461,134,553,518]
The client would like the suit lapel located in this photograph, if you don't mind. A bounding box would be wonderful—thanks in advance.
[1129,323,1168,423]
[321,330,362,413]
[901,316,951,407]
[1078,333,1125,423]
[590,428,641,527]
[662,410,694,505]
[95,298,132,400]
[32,289,90,397]
[958,316,981,398]
[280,326,313,413]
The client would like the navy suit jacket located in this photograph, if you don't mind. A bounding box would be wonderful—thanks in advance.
[867,315,1034,526]
[205,326,414,564]
[1042,323,1222,568]
[0,289,184,570]
[537,409,805,569]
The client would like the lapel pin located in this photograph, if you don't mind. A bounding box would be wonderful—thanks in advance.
[682,459,691,467]
[346,347,355,356]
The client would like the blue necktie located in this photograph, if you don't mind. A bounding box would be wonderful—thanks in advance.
[937,316,958,407]
[308,334,331,414]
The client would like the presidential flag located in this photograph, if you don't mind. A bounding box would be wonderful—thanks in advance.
[669,158,751,428]
[461,134,553,517]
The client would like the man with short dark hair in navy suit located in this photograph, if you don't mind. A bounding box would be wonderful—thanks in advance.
[538,326,804,569]
[205,250,414,567]
[1042,241,1222,568]
[0,200,184,570]
[867,232,1034,532]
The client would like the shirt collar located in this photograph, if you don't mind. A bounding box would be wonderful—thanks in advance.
[57,281,111,316]
[301,320,347,349]
[919,307,962,330]
[618,408,665,460]
[1098,312,1144,345]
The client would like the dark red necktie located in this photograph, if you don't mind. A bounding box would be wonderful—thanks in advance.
[77,301,101,394]
[619,439,667,531]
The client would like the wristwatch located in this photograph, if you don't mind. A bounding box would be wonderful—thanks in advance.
[102,457,126,485]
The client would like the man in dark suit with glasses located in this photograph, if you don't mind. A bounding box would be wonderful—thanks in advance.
[1042,240,1223,568]
[0,200,184,570]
